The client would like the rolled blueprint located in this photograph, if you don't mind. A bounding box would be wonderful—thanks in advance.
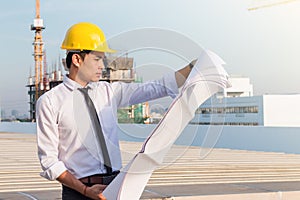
[103,49,231,200]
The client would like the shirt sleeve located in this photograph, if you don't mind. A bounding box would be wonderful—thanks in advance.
[112,71,179,108]
[36,94,67,181]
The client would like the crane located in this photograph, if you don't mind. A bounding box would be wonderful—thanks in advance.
[248,0,299,10]
[31,0,45,102]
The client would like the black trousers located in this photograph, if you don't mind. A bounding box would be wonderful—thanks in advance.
[62,184,94,200]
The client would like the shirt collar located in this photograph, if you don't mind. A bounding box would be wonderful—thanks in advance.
[63,75,97,91]
[87,82,97,90]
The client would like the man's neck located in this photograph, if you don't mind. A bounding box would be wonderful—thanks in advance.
[68,70,88,87]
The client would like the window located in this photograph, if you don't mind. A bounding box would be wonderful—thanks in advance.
[197,106,258,114]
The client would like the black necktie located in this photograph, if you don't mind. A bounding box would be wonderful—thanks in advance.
[78,87,112,175]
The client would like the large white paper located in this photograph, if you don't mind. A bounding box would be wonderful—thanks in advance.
[103,49,231,200]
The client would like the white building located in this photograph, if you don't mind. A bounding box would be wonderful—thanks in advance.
[191,95,300,127]
[191,76,300,127]
[223,76,253,97]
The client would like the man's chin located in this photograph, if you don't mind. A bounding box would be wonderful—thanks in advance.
[94,78,101,82]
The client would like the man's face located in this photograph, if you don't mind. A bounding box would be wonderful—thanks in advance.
[78,51,105,83]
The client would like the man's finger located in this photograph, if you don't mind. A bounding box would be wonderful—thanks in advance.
[99,193,106,200]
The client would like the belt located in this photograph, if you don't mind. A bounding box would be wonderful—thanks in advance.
[79,171,120,185]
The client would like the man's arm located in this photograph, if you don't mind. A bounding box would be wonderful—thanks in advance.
[36,95,67,180]
[111,59,196,108]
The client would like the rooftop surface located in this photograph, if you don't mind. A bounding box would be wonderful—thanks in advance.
[1,132,300,199]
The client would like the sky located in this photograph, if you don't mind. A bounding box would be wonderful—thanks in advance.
[0,0,300,116]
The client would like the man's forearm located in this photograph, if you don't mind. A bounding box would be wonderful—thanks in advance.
[57,170,86,195]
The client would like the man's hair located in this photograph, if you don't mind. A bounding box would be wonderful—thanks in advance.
[66,50,91,69]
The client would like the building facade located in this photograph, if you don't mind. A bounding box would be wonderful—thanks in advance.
[191,76,300,127]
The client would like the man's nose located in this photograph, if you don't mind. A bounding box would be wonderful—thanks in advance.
[99,59,105,70]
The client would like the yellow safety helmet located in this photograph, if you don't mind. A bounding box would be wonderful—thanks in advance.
[61,22,115,53]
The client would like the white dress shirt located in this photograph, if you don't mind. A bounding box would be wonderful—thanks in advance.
[36,73,178,181]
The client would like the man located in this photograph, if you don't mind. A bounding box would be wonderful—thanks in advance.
[36,22,194,200]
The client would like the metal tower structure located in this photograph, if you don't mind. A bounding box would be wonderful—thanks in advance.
[31,0,45,101]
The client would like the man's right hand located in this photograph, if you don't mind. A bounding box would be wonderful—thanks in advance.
[86,184,107,200]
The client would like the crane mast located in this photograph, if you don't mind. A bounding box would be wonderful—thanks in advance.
[31,0,45,101]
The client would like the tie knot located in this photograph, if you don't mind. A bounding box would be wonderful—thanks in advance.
[78,87,90,94]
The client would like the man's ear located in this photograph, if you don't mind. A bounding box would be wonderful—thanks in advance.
[72,54,82,67]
